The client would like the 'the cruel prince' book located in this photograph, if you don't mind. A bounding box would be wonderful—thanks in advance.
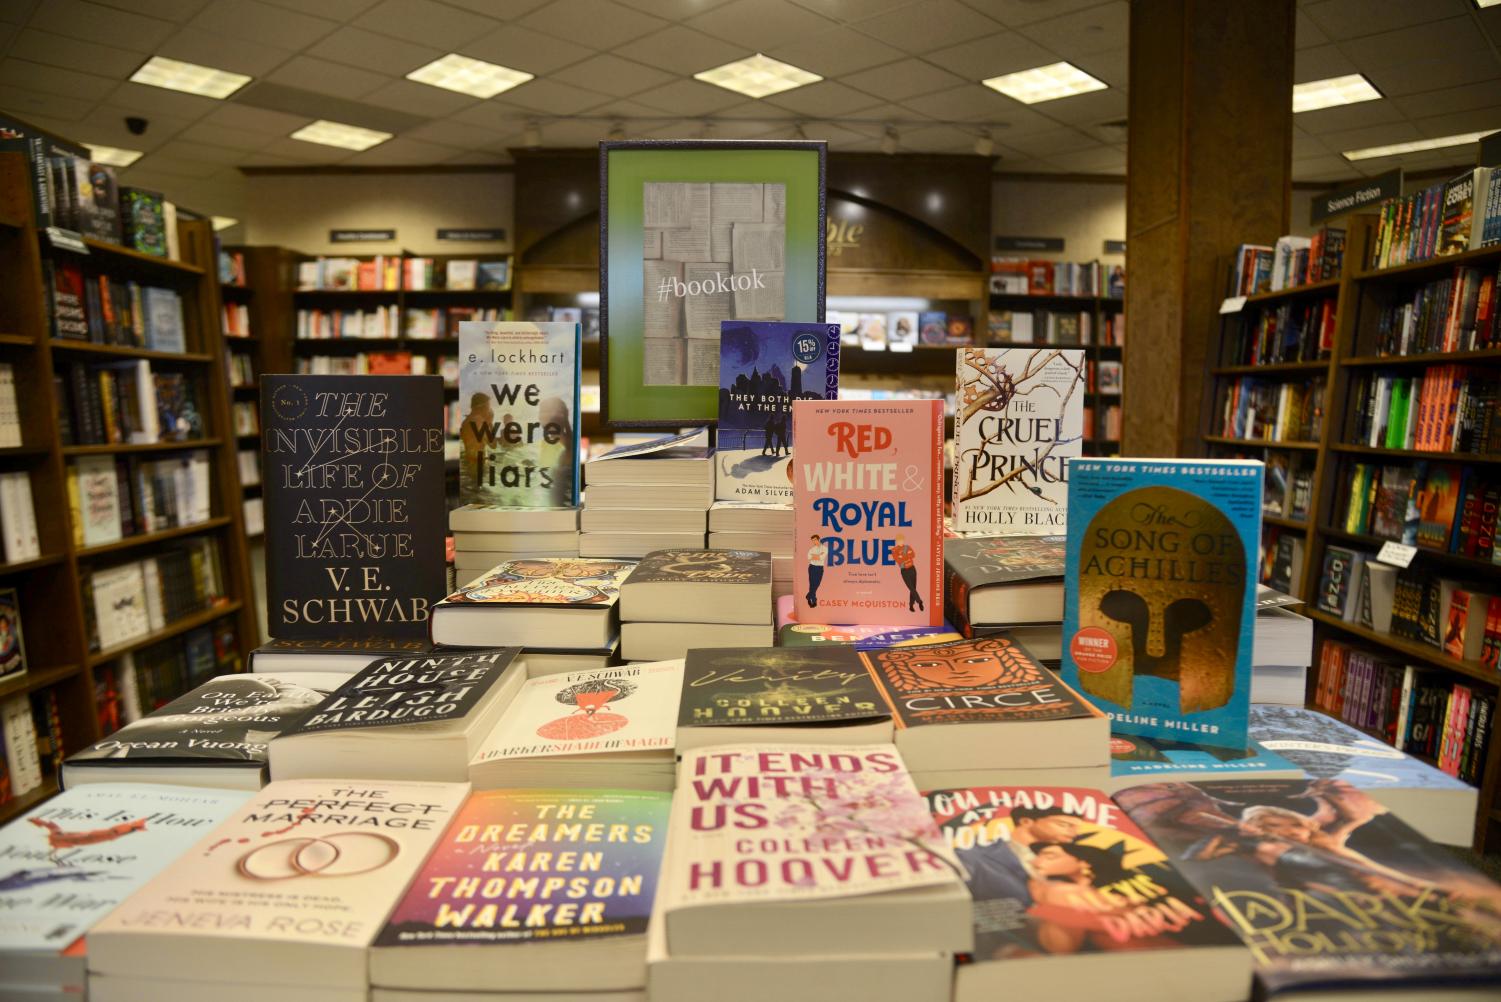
[716,320,839,502]
[457,321,580,507]
[262,375,447,641]
[1061,459,1262,750]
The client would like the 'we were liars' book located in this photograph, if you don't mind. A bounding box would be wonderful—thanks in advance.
[457,321,580,507]
[1061,458,1262,750]
[716,320,840,503]
[793,399,943,627]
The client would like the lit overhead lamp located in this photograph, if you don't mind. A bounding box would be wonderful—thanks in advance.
[406,53,533,98]
[1292,74,1382,113]
[290,119,392,151]
[982,61,1106,104]
[693,53,821,99]
[974,129,994,156]
[87,144,143,167]
[881,126,898,155]
[129,55,250,99]
[1342,130,1493,161]
[211,216,239,231]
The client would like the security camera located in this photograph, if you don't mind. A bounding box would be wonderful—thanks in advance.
[125,116,148,135]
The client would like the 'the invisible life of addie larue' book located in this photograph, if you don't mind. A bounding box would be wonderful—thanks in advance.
[1061,459,1262,750]
[716,320,840,503]
[457,321,580,508]
[262,375,447,641]
[953,347,1085,535]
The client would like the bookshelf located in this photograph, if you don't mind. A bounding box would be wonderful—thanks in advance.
[0,152,257,821]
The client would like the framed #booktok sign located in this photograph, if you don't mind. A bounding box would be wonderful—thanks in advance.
[600,140,827,428]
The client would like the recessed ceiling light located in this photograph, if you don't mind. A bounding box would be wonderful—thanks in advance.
[694,53,821,99]
[1342,130,1493,161]
[1475,0,1500,8]
[406,53,533,99]
[1293,74,1382,113]
[982,62,1106,104]
[129,55,250,99]
[211,216,239,231]
[290,119,392,151]
[87,144,143,167]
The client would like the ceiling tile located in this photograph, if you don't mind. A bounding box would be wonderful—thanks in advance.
[765,25,903,77]
[631,77,747,116]
[993,156,1064,173]
[764,79,881,116]
[448,100,531,132]
[71,101,196,148]
[443,149,510,164]
[0,58,116,101]
[28,1,176,51]
[1391,79,1501,119]
[201,102,310,134]
[523,118,606,145]
[1015,1,1126,59]
[235,149,303,165]
[1027,86,1125,127]
[893,122,976,152]
[306,27,442,76]
[149,137,247,163]
[438,0,551,16]
[519,0,667,49]
[840,58,964,102]
[787,0,918,22]
[1292,154,1355,180]
[361,78,478,117]
[1319,120,1422,152]
[1294,98,1406,133]
[122,154,225,179]
[265,55,388,100]
[1293,44,1360,83]
[1067,46,1126,89]
[343,135,458,165]
[258,0,378,17]
[852,1,1001,54]
[1046,144,1125,173]
[1364,53,1501,99]
[494,78,611,115]
[614,0,737,17]
[0,84,95,122]
[0,0,37,23]
[1341,17,1491,71]
[714,99,798,118]
[564,54,677,96]
[1294,8,1328,48]
[587,97,675,119]
[923,30,1054,81]
[361,0,500,51]
[188,0,337,50]
[403,117,509,148]
[960,0,1108,28]
[177,119,281,150]
[106,79,224,119]
[1410,108,1501,140]
[1302,0,1470,41]
[614,25,751,75]
[89,0,210,18]
[687,0,833,51]
[1291,128,1328,158]
[460,25,594,76]
[10,28,148,78]
[259,134,356,161]
[836,100,913,121]
[155,26,294,77]
[1000,126,1098,156]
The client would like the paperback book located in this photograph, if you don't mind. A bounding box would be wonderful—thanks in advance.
[431,558,635,650]
[945,534,1066,630]
[620,548,771,625]
[1106,732,1303,794]
[776,594,959,649]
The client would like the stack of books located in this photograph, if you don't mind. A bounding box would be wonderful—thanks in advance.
[579,432,713,558]
[449,504,580,583]
[619,549,774,661]
[707,500,794,597]
[1251,586,1313,706]
[944,535,1065,668]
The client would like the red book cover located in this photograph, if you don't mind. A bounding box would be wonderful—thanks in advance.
[793,398,943,627]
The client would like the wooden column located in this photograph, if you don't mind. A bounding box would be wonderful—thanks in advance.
[1125,0,1295,456]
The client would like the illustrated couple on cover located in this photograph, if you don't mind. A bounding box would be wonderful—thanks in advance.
[805,533,925,612]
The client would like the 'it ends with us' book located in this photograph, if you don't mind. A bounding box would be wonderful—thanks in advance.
[262,375,447,641]
[1061,458,1262,750]
[457,321,580,508]
[716,320,840,503]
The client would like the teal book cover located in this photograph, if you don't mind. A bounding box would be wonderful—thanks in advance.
[1061,458,1262,750]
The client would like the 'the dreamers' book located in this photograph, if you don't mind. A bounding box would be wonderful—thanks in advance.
[716,320,840,503]
[953,347,1085,535]
[1061,458,1262,750]
[792,399,944,627]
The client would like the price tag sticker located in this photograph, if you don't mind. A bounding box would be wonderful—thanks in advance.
[1219,296,1246,314]
[1376,541,1417,568]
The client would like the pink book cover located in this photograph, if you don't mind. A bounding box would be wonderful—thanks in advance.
[793,398,944,627]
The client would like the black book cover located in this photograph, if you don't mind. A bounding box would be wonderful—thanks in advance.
[677,647,887,728]
[262,374,447,641]
[944,534,1064,618]
[624,548,770,587]
[288,647,521,735]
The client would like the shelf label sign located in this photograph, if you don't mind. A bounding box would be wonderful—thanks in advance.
[996,235,1064,252]
[1375,541,1417,569]
[436,227,506,241]
[1309,169,1401,225]
[1104,239,1126,254]
[45,227,88,253]
[1219,296,1246,314]
[330,228,396,242]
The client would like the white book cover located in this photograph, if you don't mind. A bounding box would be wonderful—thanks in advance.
[665,743,960,910]
[76,455,123,546]
[91,563,150,650]
[473,661,682,764]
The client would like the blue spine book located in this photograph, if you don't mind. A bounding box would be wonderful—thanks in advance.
[1061,457,1262,749]
[715,320,840,503]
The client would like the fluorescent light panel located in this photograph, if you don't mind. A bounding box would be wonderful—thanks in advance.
[406,53,533,98]
[1475,0,1500,8]
[129,56,250,99]
[982,61,1106,104]
[211,216,239,231]
[1342,130,1493,161]
[1292,73,1381,113]
[87,144,143,167]
[290,119,392,151]
[694,53,821,99]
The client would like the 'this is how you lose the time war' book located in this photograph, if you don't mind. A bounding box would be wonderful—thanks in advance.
[457,321,580,508]
[793,399,944,628]
[953,347,1085,536]
[716,320,840,503]
[262,374,447,642]
[1061,458,1262,751]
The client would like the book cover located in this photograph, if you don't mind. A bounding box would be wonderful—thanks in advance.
[677,647,888,729]
[1248,705,1470,792]
[945,534,1066,621]
[860,635,1096,729]
[1108,732,1301,784]
[954,348,1085,536]
[1061,459,1262,750]
[715,321,840,503]
[262,375,447,641]
[0,586,24,679]
[792,399,944,627]
[624,548,770,587]
[1416,464,1462,549]
[775,596,959,649]
[374,788,669,946]
[926,784,1242,958]
[474,662,681,762]
[286,649,519,737]
[0,784,249,956]
[669,743,961,905]
[918,311,947,345]
[443,558,633,607]
[457,321,580,508]
[1116,779,1501,995]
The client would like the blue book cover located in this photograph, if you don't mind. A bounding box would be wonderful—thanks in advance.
[1249,705,1470,790]
[1108,731,1303,791]
[1061,458,1262,749]
[716,320,839,503]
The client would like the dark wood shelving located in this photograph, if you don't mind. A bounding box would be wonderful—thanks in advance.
[1263,513,1308,530]
[1203,435,1321,451]
[1243,277,1342,304]
[48,340,213,363]
[0,780,60,825]
[86,601,244,668]
[1330,443,1501,464]
[0,553,66,575]
[1343,348,1501,367]
[0,445,52,458]
[0,333,35,346]
[75,517,232,559]
[1320,526,1501,576]
[0,663,80,702]
[80,237,205,276]
[1353,241,1501,283]
[63,438,222,456]
[1211,360,1329,376]
[1305,607,1498,689]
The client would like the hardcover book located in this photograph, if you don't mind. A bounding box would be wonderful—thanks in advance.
[792,399,944,627]
[262,375,447,641]
[945,534,1066,627]
[0,586,25,681]
[432,558,634,650]
[715,320,840,503]
[953,348,1084,536]
[1061,458,1262,750]
[457,321,581,508]
[620,548,771,625]
[677,646,889,742]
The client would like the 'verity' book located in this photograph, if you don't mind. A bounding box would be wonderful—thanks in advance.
[953,347,1085,535]
[716,320,840,503]
[457,320,581,507]
[1061,458,1262,750]
[262,374,447,641]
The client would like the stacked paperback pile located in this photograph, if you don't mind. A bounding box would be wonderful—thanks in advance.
[619,548,774,661]
[944,534,1066,667]
[580,431,713,558]
[1251,586,1314,705]
[450,504,579,582]
[707,501,794,596]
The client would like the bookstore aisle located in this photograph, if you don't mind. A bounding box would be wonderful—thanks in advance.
[3,2,1501,1000]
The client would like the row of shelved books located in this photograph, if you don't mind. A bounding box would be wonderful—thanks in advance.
[1373,262,1499,354]
[0,587,24,683]
[95,621,240,733]
[217,249,245,287]
[985,308,1094,347]
[1261,527,1305,596]
[67,451,212,548]
[82,537,227,653]
[0,364,18,448]
[46,261,186,350]
[1085,358,1121,393]
[1339,459,1498,560]
[1084,401,1121,440]
[1265,452,1314,521]
[1226,295,1335,365]
[1368,166,1498,271]
[295,256,511,291]
[221,301,250,338]
[236,449,258,488]
[295,306,509,340]
[1349,365,1499,453]
[524,303,598,339]
[226,352,253,388]
[1214,375,1325,442]
[294,351,458,383]
[828,309,973,351]
[0,689,63,802]
[1312,637,1492,783]
[989,256,1125,297]
[243,495,262,535]
[0,470,39,563]
[1227,225,1345,296]
[60,359,201,447]
[231,401,257,437]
